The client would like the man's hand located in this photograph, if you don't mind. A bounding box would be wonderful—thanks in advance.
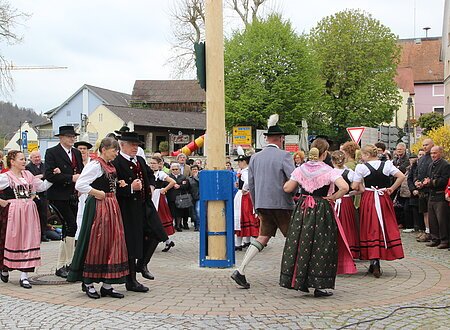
[412,190,419,196]
[53,168,61,174]
[118,180,128,188]
[131,179,142,191]
[72,174,80,182]
[0,199,10,208]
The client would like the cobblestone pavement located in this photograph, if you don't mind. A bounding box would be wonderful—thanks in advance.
[0,230,448,329]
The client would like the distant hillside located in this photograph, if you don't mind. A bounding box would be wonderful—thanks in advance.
[0,101,45,146]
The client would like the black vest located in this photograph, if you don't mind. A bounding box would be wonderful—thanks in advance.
[364,162,391,188]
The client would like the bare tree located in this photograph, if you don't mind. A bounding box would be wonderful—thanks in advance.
[168,0,270,77]
[0,1,28,95]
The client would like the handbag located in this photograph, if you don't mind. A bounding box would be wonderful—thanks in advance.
[175,193,193,209]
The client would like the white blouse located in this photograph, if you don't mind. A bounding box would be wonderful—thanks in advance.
[0,172,52,193]
[75,160,104,194]
[332,167,355,183]
[353,160,399,183]
[154,170,168,182]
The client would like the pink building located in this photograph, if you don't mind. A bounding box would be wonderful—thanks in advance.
[398,37,444,120]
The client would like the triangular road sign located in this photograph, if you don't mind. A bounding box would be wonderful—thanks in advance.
[346,127,365,144]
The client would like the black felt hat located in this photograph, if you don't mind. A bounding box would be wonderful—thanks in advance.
[114,125,130,135]
[55,125,79,137]
[118,131,142,144]
[74,141,93,149]
[263,114,287,136]
[235,154,251,162]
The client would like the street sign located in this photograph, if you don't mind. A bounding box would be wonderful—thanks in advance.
[346,127,365,144]
[21,131,28,150]
[232,126,252,148]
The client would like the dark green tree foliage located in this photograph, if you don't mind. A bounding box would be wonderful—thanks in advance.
[417,112,444,135]
[309,9,401,141]
[224,14,322,134]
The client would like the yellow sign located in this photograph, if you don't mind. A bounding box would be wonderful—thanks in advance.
[27,141,39,152]
[232,126,252,146]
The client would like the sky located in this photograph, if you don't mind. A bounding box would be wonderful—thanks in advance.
[0,0,445,114]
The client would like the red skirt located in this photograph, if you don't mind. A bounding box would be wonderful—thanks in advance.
[338,196,360,259]
[83,194,129,280]
[359,191,404,261]
[235,194,260,237]
[158,194,175,236]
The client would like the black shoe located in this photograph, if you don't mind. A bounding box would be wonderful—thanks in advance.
[231,270,250,289]
[85,286,100,299]
[41,235,50,242]
[81,283,86,292]
[141,268,155,280]
[125,282,149,292]
[19,279,32,289]
[183,225,189,230]
[314,289,333,297]
[100,286,124,299]
[162,241,175,252]
[368,264,374,274]
[243,242,251,248]
[0,273,8,283]
[176,227,183,232]
[235,246,243,251]
[194,227,199,232]
[372,263,381,278]
[55,266,68,278]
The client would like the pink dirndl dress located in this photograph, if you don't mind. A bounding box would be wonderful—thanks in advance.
[1,171,46,271]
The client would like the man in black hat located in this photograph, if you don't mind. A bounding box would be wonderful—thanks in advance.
[45,125,84,278]
[231,114,295,289]
[113,132,168,292]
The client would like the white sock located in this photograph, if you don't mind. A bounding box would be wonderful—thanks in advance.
[1,270,8,276]
[243,237,251,244]
[237,244,259,275]
[425,228,430,234]
[56,240,66,269]
[165,239,170,245]
[20,272,28,281]
[235,235,243,247]
[102,283,112,290]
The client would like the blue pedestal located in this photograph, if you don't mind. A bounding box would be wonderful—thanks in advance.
[199,170,235,268]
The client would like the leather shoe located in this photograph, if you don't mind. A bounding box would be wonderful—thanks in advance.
[141,268,155,280]
[437,243,449,249]
[55,266,68,278]
[126,282,149,292]
[176,227,183,232]
[19,279,32,289]
[426,241,440,247]
[100,286,124,299]
[314,289,333,297]
[299,283,309,293]
[235,246,242,251]
[0,272,8,283]
[231,270,250,289]
[417,234,431,242]
[162,241,175,252]
[85,286,100,299]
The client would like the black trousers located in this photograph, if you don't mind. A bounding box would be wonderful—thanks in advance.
[34,196,48,236]
[428,200,449,244]
[50,200,78,237]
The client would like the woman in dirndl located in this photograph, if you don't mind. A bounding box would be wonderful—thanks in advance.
[280,140,356,298]
[67,137,129,299]
[149,155,176,252]
[0,150,52,289]
[331,150,362,259]
[233,152,259,251]
[352,145,405,278]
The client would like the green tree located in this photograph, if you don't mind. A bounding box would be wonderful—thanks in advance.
[309,9,401,141]
[224,14,322,134]
[417,112,444,135]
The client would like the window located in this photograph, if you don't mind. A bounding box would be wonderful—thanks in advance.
[432,84,444,96]
[433,107,444,114]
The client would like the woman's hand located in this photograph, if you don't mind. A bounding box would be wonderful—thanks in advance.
[386,187,394,195]
[94,190,106,200]
[118,180,128,188]
[174,183,180,189]
[0,199,10,208]
[53,167,61,174]
[161,188,167,195]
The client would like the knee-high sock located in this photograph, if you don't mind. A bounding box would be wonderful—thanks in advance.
[243,237,251,244]
[237,241,264,275]
[65,236,76,266]
[235,235,243,247]
[56,239,66,269]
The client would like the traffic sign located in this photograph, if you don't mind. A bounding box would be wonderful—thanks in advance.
[346,127,365,144]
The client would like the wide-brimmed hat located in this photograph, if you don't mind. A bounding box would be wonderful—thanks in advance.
[263,114,287,136]
[74,141,93,149]
[55,125,79,137]
[114,125,130,135]
[118,131,142,144]
[235,154,251,162]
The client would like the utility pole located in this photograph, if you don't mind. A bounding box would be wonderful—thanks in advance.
[205,0,226,261]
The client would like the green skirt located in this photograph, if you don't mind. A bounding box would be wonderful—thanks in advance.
[280,196,338,290]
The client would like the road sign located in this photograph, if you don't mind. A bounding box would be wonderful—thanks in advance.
[232,126,252,148]
[346,127,365,144]
[21,131,28,150]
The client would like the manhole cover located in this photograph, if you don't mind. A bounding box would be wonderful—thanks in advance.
[29,274,72,285]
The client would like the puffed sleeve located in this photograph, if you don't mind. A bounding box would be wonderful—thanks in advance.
[384,160,400,177]
[33,177,53,192]
[0,173,9,190]
[75,161,103,194]
[241,169,249,191]
[353,164,367,182]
